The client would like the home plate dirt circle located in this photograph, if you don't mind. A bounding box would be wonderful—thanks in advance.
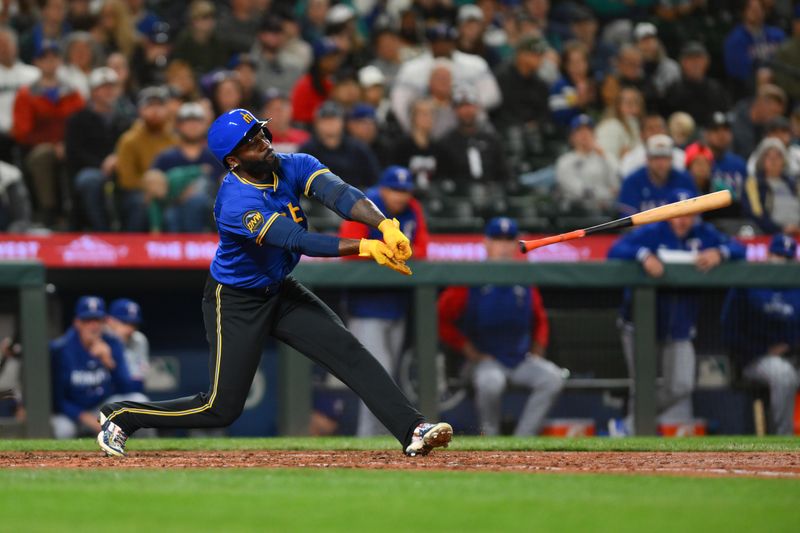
[2,451,800,478]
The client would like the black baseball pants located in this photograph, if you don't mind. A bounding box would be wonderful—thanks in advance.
[102,275,425,447]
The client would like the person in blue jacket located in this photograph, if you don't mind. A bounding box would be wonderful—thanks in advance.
[617,134,697,217]
[722,234,800,435]
[50,296,143,439]
[608,190,746,434]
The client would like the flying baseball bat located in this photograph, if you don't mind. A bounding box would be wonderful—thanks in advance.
[519,190,732,253]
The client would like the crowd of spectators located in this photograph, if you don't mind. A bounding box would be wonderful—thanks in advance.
[0,0,798,238]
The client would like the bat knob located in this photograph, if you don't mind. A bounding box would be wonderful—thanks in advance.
[518,241,527,253]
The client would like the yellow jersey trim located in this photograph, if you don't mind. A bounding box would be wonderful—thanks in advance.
[232,170,278,190]
[304,168,331,197]
[255,212,280,246]
[106,284,224,422]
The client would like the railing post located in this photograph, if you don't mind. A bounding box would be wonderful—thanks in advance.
[632,285,658,436]
[414,284,439,420]
[20,283,50,438]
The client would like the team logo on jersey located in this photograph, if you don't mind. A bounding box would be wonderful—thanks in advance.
[242,210,265,233]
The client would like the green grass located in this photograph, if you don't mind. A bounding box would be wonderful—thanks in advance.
[1,435,800,453]
[1,469,798,533]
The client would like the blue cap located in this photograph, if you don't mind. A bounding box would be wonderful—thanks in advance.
[312,37,340,59]
[348,103,376,121]
[666,188,696,204]
[769,234,797,259]
[34,39,61,59]
[75,296,106,320]
[485,217,519,238]
[109,298,143,325]
[379,165,414,191]
[425,23,457,42]
[207,108,269,163]
[570,114,594,131]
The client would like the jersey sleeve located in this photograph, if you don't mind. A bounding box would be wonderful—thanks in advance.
[218,199,282,246]
[289,153,334,197]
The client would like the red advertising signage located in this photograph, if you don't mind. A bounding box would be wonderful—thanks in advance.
[0,232,784,268]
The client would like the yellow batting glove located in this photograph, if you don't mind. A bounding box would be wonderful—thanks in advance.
[359,239,412,276]
[378,218,412,261]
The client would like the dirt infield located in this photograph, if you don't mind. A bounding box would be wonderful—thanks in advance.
[2,450,799,478]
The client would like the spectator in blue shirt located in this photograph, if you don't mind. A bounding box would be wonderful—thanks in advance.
[50,296,139,439]
[617,134,698,216]
[723,0,786,98]
[704,112,748,206]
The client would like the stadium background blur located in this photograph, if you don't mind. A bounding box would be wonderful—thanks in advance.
[0,0,799,438]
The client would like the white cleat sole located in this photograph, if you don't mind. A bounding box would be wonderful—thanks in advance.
[97,412,127,458]
[423,422,453,450]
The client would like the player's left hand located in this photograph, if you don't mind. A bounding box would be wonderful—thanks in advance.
[378,218,412,261]
[359,239,412,275]
[695,248,722,272]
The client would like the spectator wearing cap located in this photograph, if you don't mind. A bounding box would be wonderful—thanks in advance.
[50,296,138,439]
[0,27,40,163]
[684,142,715,194]
[127,0,163,37]
[347,104,392,167]
[521,0,570,52]
[724,0,786,98]
[731,84,788,158]
[567,6,615,78]
[609,189,745,435]
[437,85,510,189]
[252,15,306,96]
[391,23,501,134]
[772,6,800,103]
[617,134,698,216]
[358,65,393,128]
[548,40,597,127]
[129,22,172,91]
[493,35,550,132]
[595,86,643,170]
[456,3,501,68]
[742,137,800,236]
[324,3,366,74]
[106,298,150,395]
[439,216,564,436]
[228,54,264,112]
[388,98,441,191]
[746,117,800,179]
[143,102,221,233]
[722,233,800,435]
[12,41,85,226]
[663,41,731,126]
[704,112,747,203]
[171,0,230,76]
[633,22,680,102]
[556,114,618,214]
[339,165,429,436]
[298,101,380,189]
[65,67,133,230]
[114,86,178,231]
[259,89,309,153]
[19,0,71,64]
[620,113,686,180]
[291,37,343,126]
[216,0,262,55]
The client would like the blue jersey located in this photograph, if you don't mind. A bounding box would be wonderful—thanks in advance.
[617,167,698,216]
[50,328,133,421]
[723,24,785,82]
[608,221,746,340]
[209,153,332,289]
[712,151,747,201]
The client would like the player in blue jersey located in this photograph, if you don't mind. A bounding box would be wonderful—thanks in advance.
[97,108,452,457]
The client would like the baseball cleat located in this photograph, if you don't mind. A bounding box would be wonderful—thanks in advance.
[404,422,453,456]
[97,412,129,457]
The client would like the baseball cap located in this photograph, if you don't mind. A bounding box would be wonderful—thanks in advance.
[75,296,106,321]
[34,39,61,59]
[633,22,657,41]
[457,4,484,24]
[228,53,257,70]
[516,35,548,54]
[425,23,457,42]
[137,86,169,108]
[312,37,341,59]
[109,298,143,325]
[208,108,272,162]
[684,142,714,167]
[379,165,414,191]
[570,114,594,131]
[189,0,215,19]
[769,234,798,259]
[680,41,708,58]
[262,87,289,105]
[358,65,386,87]
[452,84,479,106]
[315,100,344,119]
[89,67,119,89]
[707,111,731,129]
[147,21,171,44]
[765,116,791,133]
[348,103,376,121]
[259,14,283,33]
[326,3,355,26]
[646,134,674,158]
[485,217,519,239]
[757,84,788,106]
[177,102,206,122]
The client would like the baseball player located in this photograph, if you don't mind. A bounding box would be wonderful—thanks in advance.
[608,190,746,434]
[97,108,452,457]
[106,299,149,394]
[722,234,800,435]
[438,217,566,436]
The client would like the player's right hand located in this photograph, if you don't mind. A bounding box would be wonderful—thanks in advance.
[359,239,412,275]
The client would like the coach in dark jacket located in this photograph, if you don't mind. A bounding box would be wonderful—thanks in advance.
[492,36,550,131]
[663,42,730,127]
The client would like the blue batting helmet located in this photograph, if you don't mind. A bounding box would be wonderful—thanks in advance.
[207,108,272,164]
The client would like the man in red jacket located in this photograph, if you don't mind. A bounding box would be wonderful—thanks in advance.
[13,40,84,225]
[438,217,566,435]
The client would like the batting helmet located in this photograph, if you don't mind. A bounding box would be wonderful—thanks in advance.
[208,108,272,164]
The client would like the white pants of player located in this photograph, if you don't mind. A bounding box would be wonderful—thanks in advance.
[744,355,799,435]
[621,324,696,430]
[473,356,565,436]
[349,317,406,437]
[51,392,149,439]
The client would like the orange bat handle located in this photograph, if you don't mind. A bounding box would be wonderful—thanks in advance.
[519,229,586,253]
